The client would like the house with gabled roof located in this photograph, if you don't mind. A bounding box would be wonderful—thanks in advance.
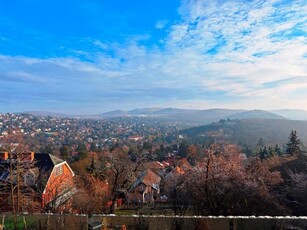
[0,152,75,212]
[35,153,75,210]
[127,169,161,204]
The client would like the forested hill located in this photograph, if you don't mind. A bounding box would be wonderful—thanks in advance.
[181,119,307,147]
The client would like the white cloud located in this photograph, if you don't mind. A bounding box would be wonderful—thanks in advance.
[1,0,306,113]
[155,20,168,29]
[93,40,108,50]
[164,0,307,101]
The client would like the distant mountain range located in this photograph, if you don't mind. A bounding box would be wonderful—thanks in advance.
[20,108,307,124]
[97,108,291,120]
[98,108,307,124]
[98,108,245,124]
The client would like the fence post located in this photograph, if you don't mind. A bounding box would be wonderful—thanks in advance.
[229,219,237,230]
[102,216,107,230]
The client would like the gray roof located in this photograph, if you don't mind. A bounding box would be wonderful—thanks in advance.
[34,153,64,172]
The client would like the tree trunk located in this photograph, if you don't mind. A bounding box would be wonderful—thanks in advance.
[9,153,18,230]
[0,215,5,230]
[23,215,27,230]
[17,156,21,213]
[110,198,117,214]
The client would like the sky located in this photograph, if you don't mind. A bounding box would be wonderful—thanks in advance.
[0,0,306,114]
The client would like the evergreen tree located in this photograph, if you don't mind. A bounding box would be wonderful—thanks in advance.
[259,147,268,161]
[172,144,178,152]
[274,144,283,156]
[87,155,96,174]
[76,142,87,159]
[59,145,69,160]
[286,130,302,155]
[178,141,189,158]
[142,141,152,150]
[90,142,98,152]
[154,148,165,162]
[42,144,54,155]
[243,147,253,157]
[128,149,137,162]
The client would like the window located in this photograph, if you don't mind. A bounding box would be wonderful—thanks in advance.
[24,174,35,185]
[54,165,63,176]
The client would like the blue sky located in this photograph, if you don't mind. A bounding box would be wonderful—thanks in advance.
[0,0,306,114]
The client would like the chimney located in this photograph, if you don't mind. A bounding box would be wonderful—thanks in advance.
[0,152,9,161]
[20,152,35,162]
[30,152,35,162]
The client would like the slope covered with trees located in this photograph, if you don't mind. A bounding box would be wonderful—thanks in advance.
[181,119,307,148]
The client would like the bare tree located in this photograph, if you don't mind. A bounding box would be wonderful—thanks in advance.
[0,135,37,229]
[186,144,284,215]
[164,172,190,216]
[72,174,109,214]
[97,148,145,214]
[286,168,307,215]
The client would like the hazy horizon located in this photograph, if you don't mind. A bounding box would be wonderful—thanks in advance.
[0,0,306,114]
[1,107,307,117]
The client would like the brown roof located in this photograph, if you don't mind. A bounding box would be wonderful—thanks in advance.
[174,166,185,175]
[129,169,161,192]
[142,169,161,187]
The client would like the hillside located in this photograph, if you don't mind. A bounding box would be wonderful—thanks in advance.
[99,108,307,124]
[99,108,245,124]
[181,119,307,147]
[227,110,287,120]
[22,108,307,124]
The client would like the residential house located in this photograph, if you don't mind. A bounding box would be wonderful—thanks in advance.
[128,169,161,204]
[127,135,143,142]
[0,152,75,212]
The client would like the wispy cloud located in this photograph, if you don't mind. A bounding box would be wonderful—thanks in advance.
[0,0,306,113]
[155,20,168,29]
[166,0,307,98]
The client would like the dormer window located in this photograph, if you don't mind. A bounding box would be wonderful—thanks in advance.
[54,165,63,176]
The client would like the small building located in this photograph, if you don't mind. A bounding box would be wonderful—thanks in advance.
[128,169,161,204]
[127,136,143,142]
